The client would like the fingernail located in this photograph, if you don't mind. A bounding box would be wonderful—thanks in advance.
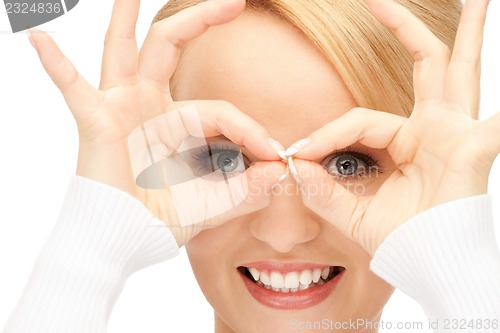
[287,156,303,187]
[272,166,289,191]
[27,29,35,49]
[284,138,311,157]
[278,166,289,183]
[268,138,286,160]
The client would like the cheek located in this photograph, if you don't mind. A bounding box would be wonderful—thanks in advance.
[315,224,395,317]
[185,227,229,281]
[329,255,394,321]
[185,231,223,303]
[185,222,249,321]
[349,260,395,317]
[185,219,248,288]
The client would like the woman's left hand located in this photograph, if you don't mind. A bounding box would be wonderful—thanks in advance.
[292,0,500,255]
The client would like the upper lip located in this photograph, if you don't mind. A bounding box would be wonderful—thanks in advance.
[239,261,343,274]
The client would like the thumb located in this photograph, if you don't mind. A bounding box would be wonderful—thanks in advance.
[294,159,369,243]
[168,161,286,245]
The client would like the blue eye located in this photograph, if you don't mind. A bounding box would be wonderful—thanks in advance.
[322,151,377,180]
[191,142,248,178]
[212,150,243,173]
[134,142,248,189]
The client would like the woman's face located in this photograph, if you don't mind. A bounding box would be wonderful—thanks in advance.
[174,10,394,333]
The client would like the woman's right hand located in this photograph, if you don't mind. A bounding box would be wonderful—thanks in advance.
[28,0,285,247]
[293,0,500,256]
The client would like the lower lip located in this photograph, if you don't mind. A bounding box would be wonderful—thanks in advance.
[239,269,345,310]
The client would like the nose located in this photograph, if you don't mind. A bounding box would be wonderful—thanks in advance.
[249,175,321,253]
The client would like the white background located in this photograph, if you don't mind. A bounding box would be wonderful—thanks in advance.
[0,1,499,332]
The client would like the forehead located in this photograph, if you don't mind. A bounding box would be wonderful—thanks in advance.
[172,10,357,146]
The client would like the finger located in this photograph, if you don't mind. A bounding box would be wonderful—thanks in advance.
[182,101,281,160]
[28,29,102,120]
[445,0,489,118]
[100,0,140,89]
[206,161,287,227]
[367,0,450,103]
[138,0,245,90]
[169,161,286,229]
[130,101,282,171]
[294,108,405,160]
[293,160,364,242]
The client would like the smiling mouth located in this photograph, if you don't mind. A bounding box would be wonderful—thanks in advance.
[238,266,345,294]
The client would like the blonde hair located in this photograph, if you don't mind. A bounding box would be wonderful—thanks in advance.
[153,0,461,116]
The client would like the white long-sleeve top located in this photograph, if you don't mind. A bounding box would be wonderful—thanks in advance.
[2,176,500,333]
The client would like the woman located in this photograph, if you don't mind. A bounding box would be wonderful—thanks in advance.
[2,0,500,331]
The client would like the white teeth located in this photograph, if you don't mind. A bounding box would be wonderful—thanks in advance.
[321,267,330,280]
[246,266,341,293]
[284,272,300,289]
[312,269,322,283]
[299,269,312,285]
[260,272,270,286]
[299,283,310,291]
[270,272,285,289]
[249,268,260,281]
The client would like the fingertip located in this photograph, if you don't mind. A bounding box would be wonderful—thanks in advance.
[28,28,56,56]
[27,27,44,38]
[27,31,36,49]
[291,159,335,207]
[366,0,401,29]
[293,159,328,181]
[292,138,320,160]
[284,138,311,156]
[218,0,246,12]
[366,0,390,13]
[253,136,283,161]
[27,28,46,50]
[206,0,246,24]
[267,138,286,160]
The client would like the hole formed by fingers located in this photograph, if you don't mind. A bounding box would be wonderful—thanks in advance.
[130,110,254,227]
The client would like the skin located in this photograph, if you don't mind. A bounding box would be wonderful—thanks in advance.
[27,0,500,331]
[174,11,395,333]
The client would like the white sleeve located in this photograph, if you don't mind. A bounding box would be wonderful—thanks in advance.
[371,195,500,332]
[1,176,179,333]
